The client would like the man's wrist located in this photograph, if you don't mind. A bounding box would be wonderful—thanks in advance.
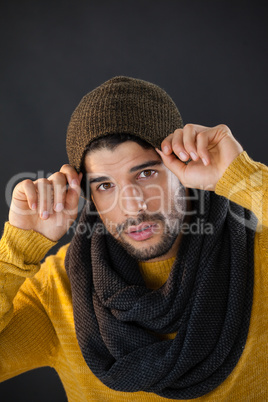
[0,222,57,272]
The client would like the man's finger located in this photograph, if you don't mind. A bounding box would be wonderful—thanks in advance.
[59,164,81,189]
[48,172,68,212]
[180,125,200,161]
[160,133,174,155]
[35,179,53,220]
[155,148,186,182]
[196,131,210,166]
[22,179,38,210]
[65,179,81,213]
[170,129,191,162]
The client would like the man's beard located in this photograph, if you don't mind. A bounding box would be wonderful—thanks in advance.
[116,213,182,261]
[105,202,186,261]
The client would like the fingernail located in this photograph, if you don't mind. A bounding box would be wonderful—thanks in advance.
[55,203,64,212]
[71,179,79,188]
[190,152,198,160]
[202,158,208,166]
[163,146,170,154]
[179,151,188,161]
[31,203,37,210]
[41,211,49,219]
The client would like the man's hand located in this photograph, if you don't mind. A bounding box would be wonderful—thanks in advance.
[9,165,82,242]
[157,124,243,191]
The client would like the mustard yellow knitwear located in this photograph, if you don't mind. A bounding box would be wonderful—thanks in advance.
[0,151,268,401]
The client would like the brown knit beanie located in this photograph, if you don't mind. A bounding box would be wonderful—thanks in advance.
[66,76,183,172]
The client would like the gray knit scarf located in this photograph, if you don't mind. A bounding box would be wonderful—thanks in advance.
[65,189,257,399]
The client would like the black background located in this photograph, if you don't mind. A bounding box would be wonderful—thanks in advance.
[0,1,267,401]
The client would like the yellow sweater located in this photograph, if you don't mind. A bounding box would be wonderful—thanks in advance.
[0,151,268,401]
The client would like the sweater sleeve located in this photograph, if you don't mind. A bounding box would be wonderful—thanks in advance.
[215,151,268,253]
[0,222,58,380]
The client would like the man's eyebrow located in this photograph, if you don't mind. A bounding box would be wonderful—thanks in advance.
[129,160,163,173]
[88,160,163,184]
[89,176,111,184]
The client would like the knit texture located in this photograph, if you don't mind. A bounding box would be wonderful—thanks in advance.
[66,76,183,172]
[65,184,257,399]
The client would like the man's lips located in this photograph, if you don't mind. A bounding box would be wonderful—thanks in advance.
[125,222,158,241]
[126,222,157,233]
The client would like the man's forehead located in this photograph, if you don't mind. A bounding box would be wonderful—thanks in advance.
[84,141,162,173]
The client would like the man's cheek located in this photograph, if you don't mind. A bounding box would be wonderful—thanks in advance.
[99,216,123,238]
[92,192,119,216]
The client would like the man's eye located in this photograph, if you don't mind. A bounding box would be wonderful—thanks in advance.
[138,169,156,179]
[97,183,114,191]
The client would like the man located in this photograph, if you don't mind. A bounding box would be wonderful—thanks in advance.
[0,76,267,401]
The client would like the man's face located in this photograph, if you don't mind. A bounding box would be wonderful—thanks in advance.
[84,141,187,262]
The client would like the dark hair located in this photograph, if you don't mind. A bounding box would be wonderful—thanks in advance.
[80,133,154,198]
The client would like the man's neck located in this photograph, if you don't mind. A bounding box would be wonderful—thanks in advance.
[144,231,184,263]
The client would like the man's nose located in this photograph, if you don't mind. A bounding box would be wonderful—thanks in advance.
[119,184,147,216]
